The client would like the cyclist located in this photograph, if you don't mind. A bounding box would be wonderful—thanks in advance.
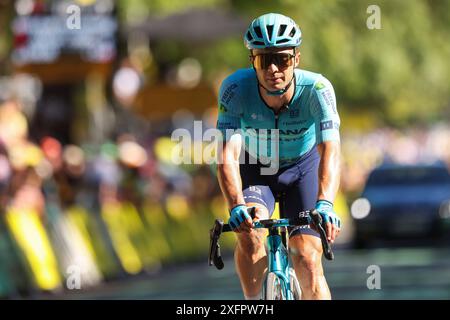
[216,13,341,300]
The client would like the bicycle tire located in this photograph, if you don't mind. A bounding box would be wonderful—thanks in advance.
[263,272,287,300]
[289,267,302,300]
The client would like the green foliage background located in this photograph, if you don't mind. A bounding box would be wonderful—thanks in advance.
[1,0,448,127]
[119,0,450,127]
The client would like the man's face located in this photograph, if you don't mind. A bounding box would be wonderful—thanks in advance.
[251,47,300,92]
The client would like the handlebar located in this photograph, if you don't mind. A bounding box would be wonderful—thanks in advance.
[208,207,334,270]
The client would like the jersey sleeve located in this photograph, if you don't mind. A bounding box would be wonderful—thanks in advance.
[216,77,243,141]
[309,76,341,144]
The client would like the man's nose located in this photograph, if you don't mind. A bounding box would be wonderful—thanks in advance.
[267,63,278,73]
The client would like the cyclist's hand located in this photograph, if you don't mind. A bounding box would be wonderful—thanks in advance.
[229,204,253,233]
[315,200,341,243]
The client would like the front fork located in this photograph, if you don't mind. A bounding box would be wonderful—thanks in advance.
[266,229,294,299]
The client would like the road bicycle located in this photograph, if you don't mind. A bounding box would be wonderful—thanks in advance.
[208,194,334,300]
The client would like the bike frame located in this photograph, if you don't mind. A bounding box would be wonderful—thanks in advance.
[208,205,333,300]
[243,217,299,299]
[265,227,295,299]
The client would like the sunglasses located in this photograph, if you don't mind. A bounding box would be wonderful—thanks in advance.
[251,53,295,70]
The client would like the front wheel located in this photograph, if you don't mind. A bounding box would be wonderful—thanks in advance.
[289,268,302,300]
[263,272,287,300]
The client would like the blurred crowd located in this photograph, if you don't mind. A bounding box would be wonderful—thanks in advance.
[1,97,449,298]
[341,125,450,196]
[0,98,232,298]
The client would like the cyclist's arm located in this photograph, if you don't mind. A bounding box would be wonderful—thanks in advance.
[310,76,341,203]
[215,78,245,209]
[217,136,245,209]
[317,141,341,203]
[310,76,342,241]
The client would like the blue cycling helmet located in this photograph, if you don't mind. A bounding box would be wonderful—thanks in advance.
[244,13,302,49]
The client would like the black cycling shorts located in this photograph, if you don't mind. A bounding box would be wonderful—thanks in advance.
[240,147,321,238]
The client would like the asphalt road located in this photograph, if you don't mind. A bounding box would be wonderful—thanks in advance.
[36,246,450,300]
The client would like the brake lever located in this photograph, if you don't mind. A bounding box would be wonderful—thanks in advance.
[208,219,225,269]
[209,207,257,270]
[310,209,334,261]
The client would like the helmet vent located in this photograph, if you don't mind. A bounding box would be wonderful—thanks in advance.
[245,14,302,49]
[289,27,296,37]
[278,24,287,37]
[267,25,274,41]
[254,26,263,38]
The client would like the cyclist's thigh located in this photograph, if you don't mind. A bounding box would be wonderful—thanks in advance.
[283,148,321,238]
[240,154,276,218]
[243,186,275,219]
[238,188,274,245]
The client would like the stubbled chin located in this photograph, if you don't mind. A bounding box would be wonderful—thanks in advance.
[266,81,284,90]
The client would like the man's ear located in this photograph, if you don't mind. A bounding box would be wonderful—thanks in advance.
[295,51,301,67]
[249,49,254,65]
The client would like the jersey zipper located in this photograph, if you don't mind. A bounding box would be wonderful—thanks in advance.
[273,105,287,129]
[273,109,285,165]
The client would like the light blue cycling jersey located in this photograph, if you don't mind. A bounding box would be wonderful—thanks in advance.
[216,68,340,168]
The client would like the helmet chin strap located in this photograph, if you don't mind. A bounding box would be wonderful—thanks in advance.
[258,74,295,96]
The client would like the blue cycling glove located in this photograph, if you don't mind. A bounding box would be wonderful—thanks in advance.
[315,200,341,228]
[229,204,251,231]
